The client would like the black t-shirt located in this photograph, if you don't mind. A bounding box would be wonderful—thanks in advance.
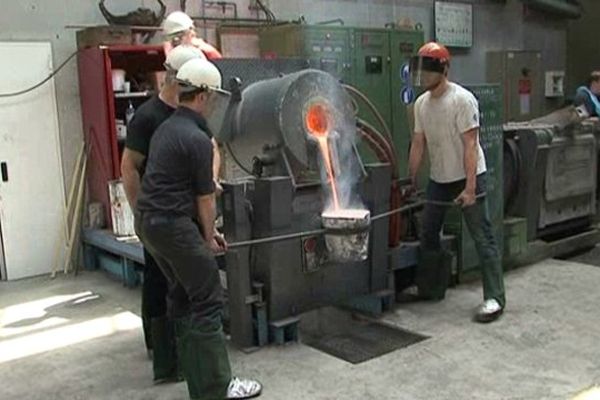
[125,95,175,174]
[137,107,215,219]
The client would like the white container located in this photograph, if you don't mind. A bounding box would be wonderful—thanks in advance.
[321,208,370,263]
[116,119,127,141]
[108,179,136,237]
[111,69,126,92]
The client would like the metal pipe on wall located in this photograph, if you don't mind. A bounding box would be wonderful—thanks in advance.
[522,0,582,18]
[203,1,239,19]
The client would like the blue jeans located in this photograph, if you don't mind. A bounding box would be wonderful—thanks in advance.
[421,174,506,307]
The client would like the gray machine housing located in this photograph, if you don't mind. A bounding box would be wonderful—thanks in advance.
[504,116,599,240]
[216,69,392,348]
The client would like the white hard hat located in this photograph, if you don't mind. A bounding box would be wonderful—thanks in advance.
[176,58,223,92]
[163,11,194,37]
[164,45,205,71]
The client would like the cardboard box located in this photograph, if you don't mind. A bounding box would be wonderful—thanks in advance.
[77,26,133,49]
[108,180,136,237]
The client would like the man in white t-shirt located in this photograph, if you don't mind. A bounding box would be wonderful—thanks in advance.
[408,42,505,323]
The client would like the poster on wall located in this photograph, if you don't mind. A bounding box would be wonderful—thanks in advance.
[434,1,473,48]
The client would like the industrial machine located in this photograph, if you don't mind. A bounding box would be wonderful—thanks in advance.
[258,24,424,174]
[215,69,395,348]
[77,33,600,353]
[212,69,515,348]
[503,107,600,240]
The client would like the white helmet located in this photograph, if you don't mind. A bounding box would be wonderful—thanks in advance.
[163,11,194,37]
[164,45,205,71]
[176,58,223,92]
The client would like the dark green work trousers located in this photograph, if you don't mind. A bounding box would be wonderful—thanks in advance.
[419,173,506,307]
[136,214,232,400]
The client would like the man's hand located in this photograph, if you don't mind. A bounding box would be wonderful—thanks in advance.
[214,232,228,251]
[455,188,476,207]
[214,179,223,197]
[404,177,418,199]
[209,232,228,254]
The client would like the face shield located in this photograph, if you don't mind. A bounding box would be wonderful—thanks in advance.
[409,55,447,90]
[203,88,232,138]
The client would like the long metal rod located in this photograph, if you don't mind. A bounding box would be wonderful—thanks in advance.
[228,229,326,249]
[223,193,487,250]
[191,16,284,23]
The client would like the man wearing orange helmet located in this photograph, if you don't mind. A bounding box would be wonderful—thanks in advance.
[408,42,506,323]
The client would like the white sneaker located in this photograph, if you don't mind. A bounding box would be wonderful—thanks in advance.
[226,377,262,399]
[474,299,503,323]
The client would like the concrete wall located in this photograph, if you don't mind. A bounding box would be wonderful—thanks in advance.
[0,1,182,194]
[0,0,568,192]
[566,0,600,95]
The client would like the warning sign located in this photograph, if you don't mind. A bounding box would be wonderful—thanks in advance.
[401,87,415,105]
[518,79,532,95]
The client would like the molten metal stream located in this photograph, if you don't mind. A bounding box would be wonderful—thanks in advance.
[306,104,340,210]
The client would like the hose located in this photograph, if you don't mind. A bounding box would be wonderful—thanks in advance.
[255,0,276,21]
[343,84,394,148]
[358,129,391,165]
[225,143,255,176]
[0,49,80,97]
[356,118,402,245]
[357,118,398,176]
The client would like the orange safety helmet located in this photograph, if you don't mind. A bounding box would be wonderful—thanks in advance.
[418,42,451,63]
[410,42,451,75]
[409,42,450,89]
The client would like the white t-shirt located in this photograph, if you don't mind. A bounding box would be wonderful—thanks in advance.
[413,82,487,183]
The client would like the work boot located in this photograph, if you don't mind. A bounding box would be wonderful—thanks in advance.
[175,315,233,400]
[474,299,504,323]
[151,316,181,384]
[415,248,451,301]
[226,377,263,399]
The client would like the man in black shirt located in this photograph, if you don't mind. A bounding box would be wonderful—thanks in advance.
[121,45,204,383]
[136,59,262,399]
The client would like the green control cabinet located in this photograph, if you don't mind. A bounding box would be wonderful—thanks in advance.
[444,84,504,277]
[259,25,353,82]
[258,24,424,175]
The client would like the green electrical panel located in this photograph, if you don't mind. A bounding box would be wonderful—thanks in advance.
[258,25,353,82]
[352,28,392,164]
[444,84,504,276]
[258,24,423,174]
[389,30,423,175]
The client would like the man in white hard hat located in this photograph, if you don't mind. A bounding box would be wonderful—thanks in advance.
[135,58,262,400]
[163,10,224,193]
[121,45,204,384]
[163,11,222,59]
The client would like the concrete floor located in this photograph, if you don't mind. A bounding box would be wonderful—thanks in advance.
[1,259,599,400]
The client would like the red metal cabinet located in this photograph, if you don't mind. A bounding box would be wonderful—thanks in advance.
[77,45,165,226]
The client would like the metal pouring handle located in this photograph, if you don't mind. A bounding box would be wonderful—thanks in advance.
[219,192,487,252]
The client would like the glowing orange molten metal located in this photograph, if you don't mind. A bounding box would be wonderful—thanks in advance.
[306,104,340,210]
